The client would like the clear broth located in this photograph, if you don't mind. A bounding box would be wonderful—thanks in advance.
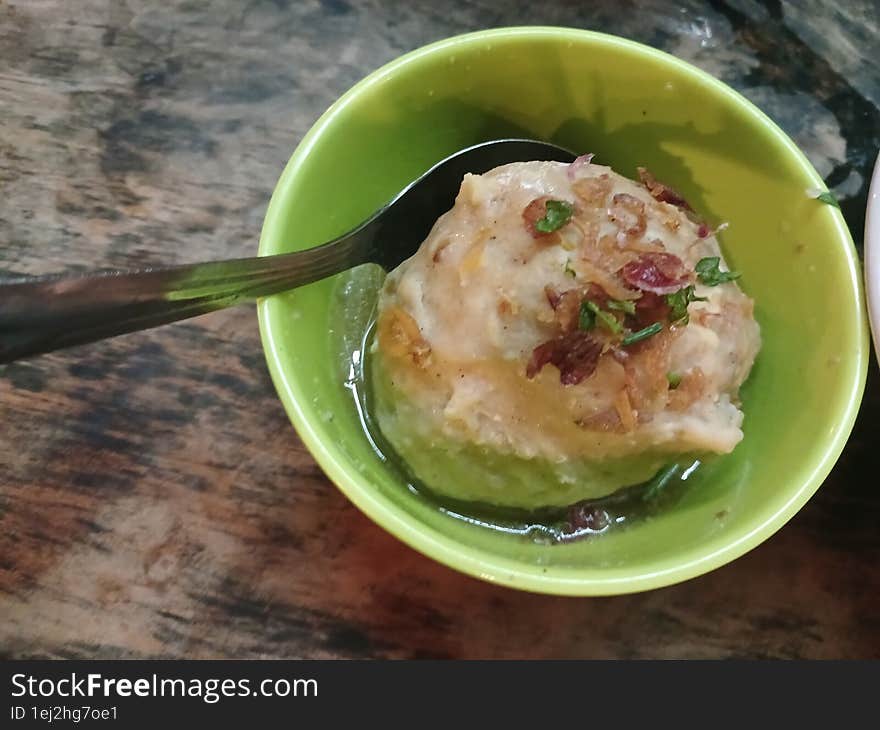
[333,265,703,545]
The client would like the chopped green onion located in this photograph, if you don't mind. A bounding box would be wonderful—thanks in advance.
[564,259,577,277]
[695,256,740,286]
[666,372,682,389]
[584,300,622,334]
[642,463,682,501]
[665,285,706,324]
[816,191,840,207]
[578,299,596,330]
[535,200,574,233]
[807,188,840,208]
[607,299,637,315]
[622,322,663,346]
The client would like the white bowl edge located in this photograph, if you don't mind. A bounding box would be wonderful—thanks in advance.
[866,153,880,364]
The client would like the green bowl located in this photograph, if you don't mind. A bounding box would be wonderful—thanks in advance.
[258,27,868,595]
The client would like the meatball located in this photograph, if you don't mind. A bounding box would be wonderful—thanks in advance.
[371,159,760,508]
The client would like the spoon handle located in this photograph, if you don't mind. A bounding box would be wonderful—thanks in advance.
[0,236,372,364]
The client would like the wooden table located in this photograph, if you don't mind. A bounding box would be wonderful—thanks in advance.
[2,0,879,659]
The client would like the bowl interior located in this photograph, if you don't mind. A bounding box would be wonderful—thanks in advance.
[258,28,867,594]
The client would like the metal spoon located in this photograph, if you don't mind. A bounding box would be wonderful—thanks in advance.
[0,139,574,364]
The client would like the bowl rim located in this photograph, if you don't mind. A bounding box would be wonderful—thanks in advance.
[257,26,869,596]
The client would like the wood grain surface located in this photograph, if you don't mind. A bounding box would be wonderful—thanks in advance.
[2,0,879,659]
